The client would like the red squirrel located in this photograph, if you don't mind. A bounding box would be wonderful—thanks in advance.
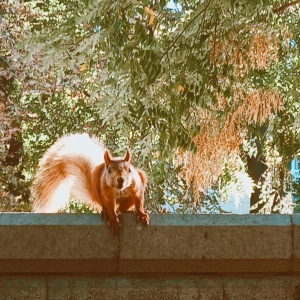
[32,133,150,235]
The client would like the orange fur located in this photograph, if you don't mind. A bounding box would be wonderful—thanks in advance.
[32,133,149,234]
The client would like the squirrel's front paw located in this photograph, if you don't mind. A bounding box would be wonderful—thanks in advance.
[136,211,150,226]
[108,218,121,235]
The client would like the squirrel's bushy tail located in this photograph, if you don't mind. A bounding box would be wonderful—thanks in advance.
[32,134,105,212]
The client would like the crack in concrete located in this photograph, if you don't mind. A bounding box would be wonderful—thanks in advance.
[45,276,49,300]
[221,276,228,300]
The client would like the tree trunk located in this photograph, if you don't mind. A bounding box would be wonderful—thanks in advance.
[246,125,268,213]
[247,155,267,213]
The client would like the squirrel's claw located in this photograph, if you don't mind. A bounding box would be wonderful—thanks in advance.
[136,211,150,226]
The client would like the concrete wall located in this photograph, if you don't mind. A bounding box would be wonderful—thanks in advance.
[0,213,300,299]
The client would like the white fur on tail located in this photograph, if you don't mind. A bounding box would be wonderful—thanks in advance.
[32,133,106,212]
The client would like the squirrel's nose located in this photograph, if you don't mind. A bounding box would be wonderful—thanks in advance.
[117,177,124,189]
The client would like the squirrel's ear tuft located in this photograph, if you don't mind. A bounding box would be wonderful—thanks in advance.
[124,149,131,162]
[104,150,111,165]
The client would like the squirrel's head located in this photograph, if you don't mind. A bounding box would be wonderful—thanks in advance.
[104,149,133,190]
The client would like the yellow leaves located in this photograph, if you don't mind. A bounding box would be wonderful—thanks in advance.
[144,6,155,26]
[175,104,243,200]
[0,103,5,112]
[248,32,279,70]
[216,92,228,109]
[174,87,284,201]
[232,89,284,126]
[178,85,185,92]
[78,64,88,72]
[211,28,281,77]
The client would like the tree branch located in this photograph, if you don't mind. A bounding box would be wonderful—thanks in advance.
[161,0,213,61]
[273,0,300,13]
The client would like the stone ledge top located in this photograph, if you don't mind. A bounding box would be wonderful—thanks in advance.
[0,213,299,274]
[0,213,103,225]
[0,212,295,226]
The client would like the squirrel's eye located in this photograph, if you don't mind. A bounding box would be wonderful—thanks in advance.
[128,167,131,172]
[108,167,111,173]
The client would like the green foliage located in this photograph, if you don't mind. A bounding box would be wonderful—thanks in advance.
[2,0,300,213]
[21,95,102,178]
[63,200,100,214]
[21,0,300,157]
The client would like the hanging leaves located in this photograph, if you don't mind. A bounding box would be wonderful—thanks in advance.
[144,6,156,27]
[18,0,300,208]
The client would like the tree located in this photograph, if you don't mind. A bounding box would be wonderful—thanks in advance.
[0,1,33,210]
[2,0,300,212]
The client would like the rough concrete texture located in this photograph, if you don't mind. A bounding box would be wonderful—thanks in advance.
[0,275,300,300]
[223,276,300,300]
[0,277,46,300]
[47,276,223,300]
[1,213,300,299]
[119,214,293,273]
[0,213,297,274]
[0,213,118,273]
[293,214,300,272]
